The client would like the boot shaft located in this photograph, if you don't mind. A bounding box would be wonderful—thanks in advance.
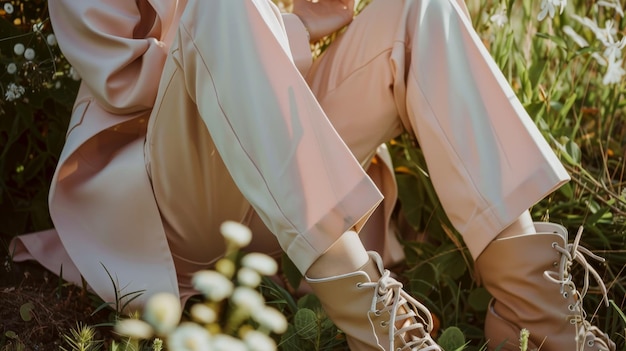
[306,251,442,351]
[475,222,615,351]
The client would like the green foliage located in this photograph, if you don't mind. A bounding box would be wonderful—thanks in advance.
[0,0,77,238]
[17,302,33,322]
[1,330,26,351]
[260,276,347,350]
[276,293,347,351]
[96,263,146,318]
[60,324,103,351]
[438,327,468,351]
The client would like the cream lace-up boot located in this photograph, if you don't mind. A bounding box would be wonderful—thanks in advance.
[306,251,441,351]
[475,222,615,351]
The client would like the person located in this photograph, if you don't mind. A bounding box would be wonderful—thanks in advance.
[10,0,616,350]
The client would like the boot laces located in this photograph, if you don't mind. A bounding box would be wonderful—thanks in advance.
[543,226,614,351]
[359,269,441,351]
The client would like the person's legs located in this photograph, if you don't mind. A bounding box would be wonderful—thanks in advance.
[307,0,567,255]
[303,1,451,349]
[309,0,614,349]
[146,0,380,276]
[399,0,613,348]
[146,1,441,349]
[145,47,284,301]
[401,0,612,348]
[400,0,570,257]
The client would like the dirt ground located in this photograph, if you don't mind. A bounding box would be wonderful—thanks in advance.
[1,257,114,351]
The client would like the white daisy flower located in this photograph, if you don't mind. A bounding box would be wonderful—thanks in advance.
[231,287,265,314]
[192,270,234,302]
[114,319,154,340]
[220,221,252,248]
[562,25,589,48]
[603,58,626,85]
[211,334,248,351]
[47,34,57,46]
[143,292,182,335]
[243,330,277,351]
[241,253,278,276]
[237,267,262,287]
[167,323,212,351]
[490,5,508,28]
[5,83,25,102]
[32,22,44,32]
[69,67,81,81]
[13,43,25,56]
[24,48,35,61]
[190,303,217,324]
[6,63,17,74]
[537,0,567,21]
[597,0,624,17]
[251,306,288,334]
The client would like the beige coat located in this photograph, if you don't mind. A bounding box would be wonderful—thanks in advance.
[13,0,570,309]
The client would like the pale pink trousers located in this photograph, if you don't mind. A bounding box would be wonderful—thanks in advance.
[145,0,569,299]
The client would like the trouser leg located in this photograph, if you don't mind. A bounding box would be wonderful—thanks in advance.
[146,0,383,280]
[145,49,284,300]
[306,0,408,266]
[402,0,570,258]
[309,0,570,260]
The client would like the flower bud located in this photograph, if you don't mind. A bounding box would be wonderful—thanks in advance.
[13,43,25,56]
[243,330,277,351]
[237,267,262,288]
[190,303,217,324]
[220,221,252,248]
[24,48,35,61]
[212,334,247,351]
[231,287,265,314]
[241,253,278,276]
[143,292,182,335]
[167,323,212,351]
[47,34,57,46]
[252,306,288,334]
[114,319,154,340]
[192,270,234,302]
[7,63,17,74]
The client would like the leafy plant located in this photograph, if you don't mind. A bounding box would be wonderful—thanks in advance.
[60,324,103,351]
[0,0,77,238]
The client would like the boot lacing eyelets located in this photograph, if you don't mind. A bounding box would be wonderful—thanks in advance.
[360,268,442,350]
[543,226,614,351]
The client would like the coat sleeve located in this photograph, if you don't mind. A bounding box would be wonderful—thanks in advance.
[49,0,169,115]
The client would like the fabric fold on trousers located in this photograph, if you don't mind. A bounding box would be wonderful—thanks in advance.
[401,0,570,258]
[148,0,383,274]
[307,0,569,260]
